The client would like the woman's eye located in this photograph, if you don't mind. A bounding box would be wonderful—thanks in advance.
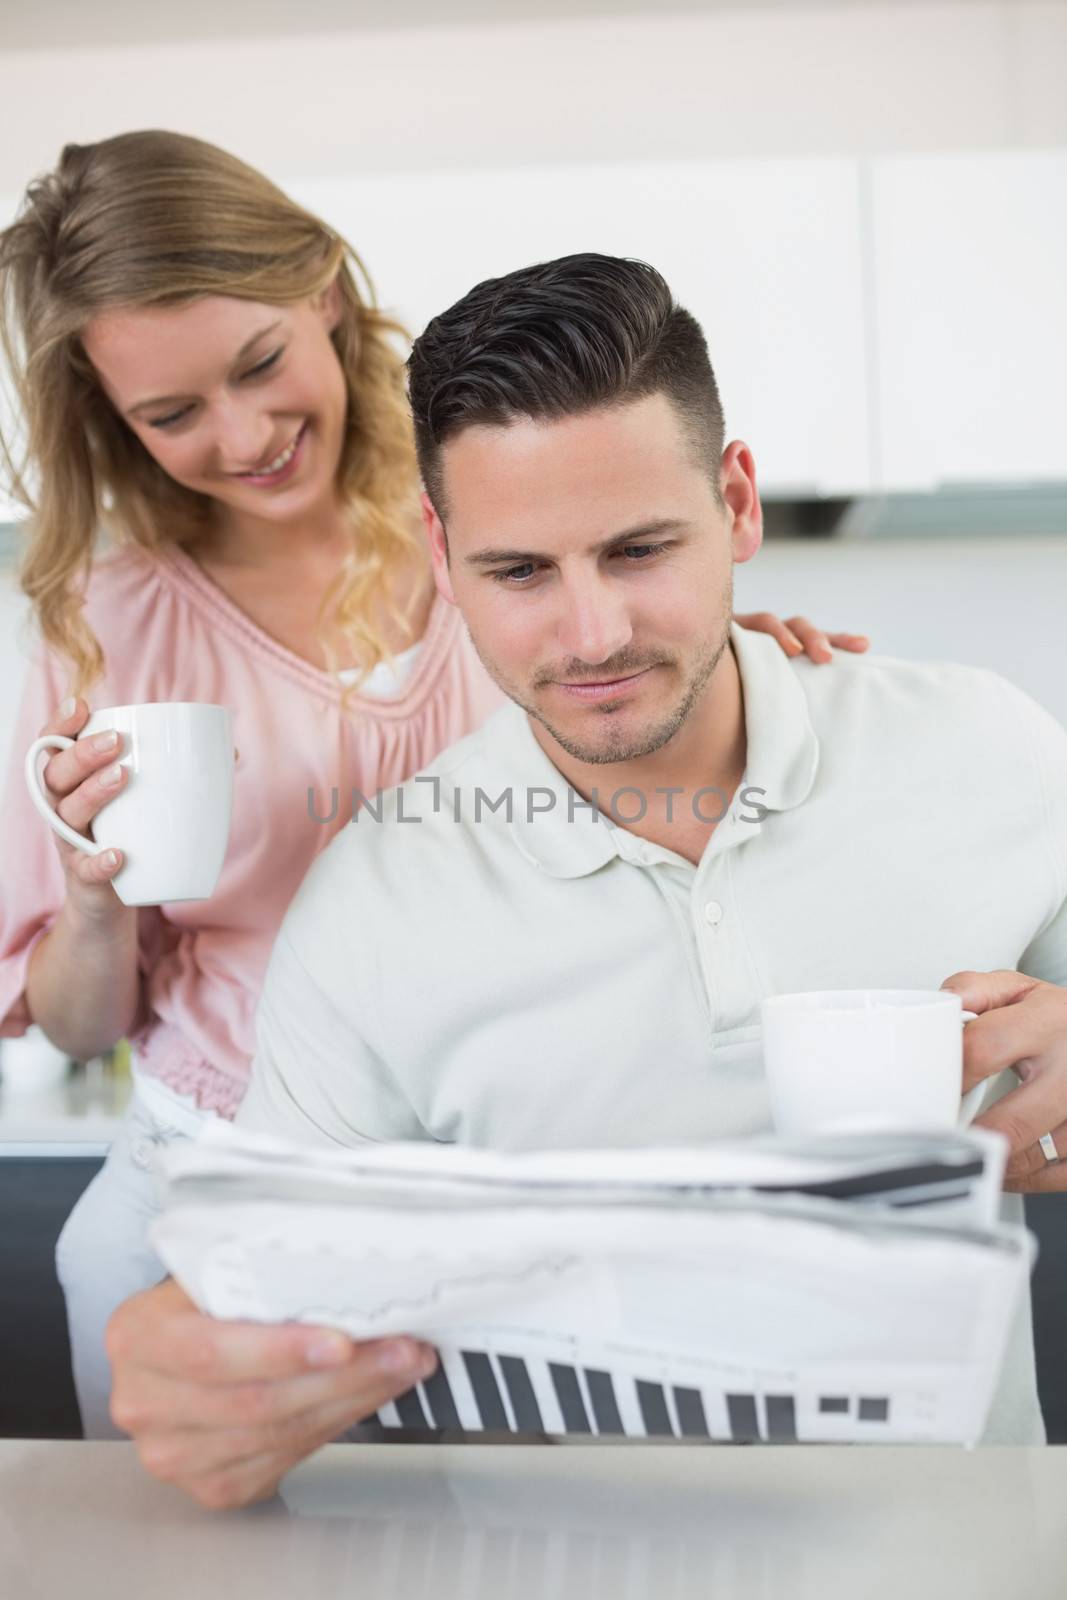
[146,350,283,430]
[148,407,191,430]
[244,349,282,379]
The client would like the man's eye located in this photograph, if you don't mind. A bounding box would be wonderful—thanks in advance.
[492,563,539,585]
[619,542,668,561]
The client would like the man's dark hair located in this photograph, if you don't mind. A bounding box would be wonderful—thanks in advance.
[407,252,725,513]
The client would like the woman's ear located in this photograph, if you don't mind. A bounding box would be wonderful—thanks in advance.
[316,273,343,333]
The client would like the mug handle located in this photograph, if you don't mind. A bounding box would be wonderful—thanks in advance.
[958,1009,988,1125]
[24,736,107,858]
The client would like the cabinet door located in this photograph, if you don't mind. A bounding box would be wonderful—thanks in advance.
[872,151,1067,490]
[293,158,871,497]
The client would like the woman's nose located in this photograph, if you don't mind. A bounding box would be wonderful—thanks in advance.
[214,403,275,472]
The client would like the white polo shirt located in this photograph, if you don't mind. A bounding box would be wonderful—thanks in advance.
[239,624,1067,1443]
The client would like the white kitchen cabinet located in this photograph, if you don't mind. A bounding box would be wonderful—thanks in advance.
[871,151,1067,491]
[6,153,1062,510]
[292,159,871,497]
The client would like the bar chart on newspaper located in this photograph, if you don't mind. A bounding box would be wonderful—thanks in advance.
[376,1342,901,1443]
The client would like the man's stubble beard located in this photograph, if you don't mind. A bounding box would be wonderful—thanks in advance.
[465,573,734,766]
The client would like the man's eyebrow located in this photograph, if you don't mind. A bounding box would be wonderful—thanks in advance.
[464,519,687,567]
[124,320,283,417]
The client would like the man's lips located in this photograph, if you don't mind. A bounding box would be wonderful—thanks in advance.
[551,668,654,702]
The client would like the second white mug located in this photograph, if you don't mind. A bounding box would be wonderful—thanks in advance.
[760,988,989,1136]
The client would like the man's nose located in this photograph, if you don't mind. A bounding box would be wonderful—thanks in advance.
[555,577,634,666]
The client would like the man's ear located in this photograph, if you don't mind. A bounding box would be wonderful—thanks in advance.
[423,491,456,605]
[719,441,763,568]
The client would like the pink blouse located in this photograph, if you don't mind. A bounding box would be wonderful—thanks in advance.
[0,543,504,1116]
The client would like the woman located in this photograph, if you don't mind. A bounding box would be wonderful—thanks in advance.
[0,130,867,1437]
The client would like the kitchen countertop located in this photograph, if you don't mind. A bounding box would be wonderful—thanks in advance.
[1,1440,1064,1599]
[0,1065,129,1154]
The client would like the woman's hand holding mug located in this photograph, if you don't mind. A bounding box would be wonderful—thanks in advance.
[27,698,134,921]
[25,700,234,909]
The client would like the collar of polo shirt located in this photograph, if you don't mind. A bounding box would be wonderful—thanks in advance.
[500,623,821,880]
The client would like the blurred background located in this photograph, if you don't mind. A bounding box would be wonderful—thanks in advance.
[0,0,1064,1437]
[1,0,1066,741]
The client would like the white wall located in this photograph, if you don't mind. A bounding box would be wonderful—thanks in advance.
[733,536,1067,728]
[1,3,1065,193]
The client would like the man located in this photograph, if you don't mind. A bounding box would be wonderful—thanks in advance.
[108,254,1067,1508]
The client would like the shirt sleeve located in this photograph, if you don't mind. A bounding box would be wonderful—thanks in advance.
[1009,681,1067,987]
[0,641,71,1036]
[236,878,426,1149]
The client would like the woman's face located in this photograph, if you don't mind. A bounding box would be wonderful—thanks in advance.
[81,286,349,529]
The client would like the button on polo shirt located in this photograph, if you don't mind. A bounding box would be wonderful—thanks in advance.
[241,624,1067,1444]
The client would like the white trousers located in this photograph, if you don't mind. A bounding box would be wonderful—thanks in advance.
[54,1091,194,1439]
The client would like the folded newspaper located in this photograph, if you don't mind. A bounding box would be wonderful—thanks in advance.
[153,1123,1032,1447]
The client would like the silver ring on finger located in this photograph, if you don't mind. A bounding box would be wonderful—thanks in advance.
[1039,1131,1059,1163]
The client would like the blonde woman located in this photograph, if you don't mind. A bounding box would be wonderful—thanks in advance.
[0,130,868,1438]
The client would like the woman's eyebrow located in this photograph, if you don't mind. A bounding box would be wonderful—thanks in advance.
[124,320,283,416]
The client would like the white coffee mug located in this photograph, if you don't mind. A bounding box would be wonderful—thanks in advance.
[24,702,234,907]
[760,988,989,1137]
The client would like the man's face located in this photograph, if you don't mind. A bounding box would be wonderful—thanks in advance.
[427,392,760,766]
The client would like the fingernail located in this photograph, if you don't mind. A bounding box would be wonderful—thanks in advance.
[92,730,119,751]
[59,697,77,720]
[378,1338,427,1376]
[100,763,124,787]
[306,1332,351,1368]
[103,850,120,872]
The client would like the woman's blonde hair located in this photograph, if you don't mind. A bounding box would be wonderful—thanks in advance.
[0,129,423,694]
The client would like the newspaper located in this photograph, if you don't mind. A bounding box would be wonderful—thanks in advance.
[152,1122,1032,1446]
